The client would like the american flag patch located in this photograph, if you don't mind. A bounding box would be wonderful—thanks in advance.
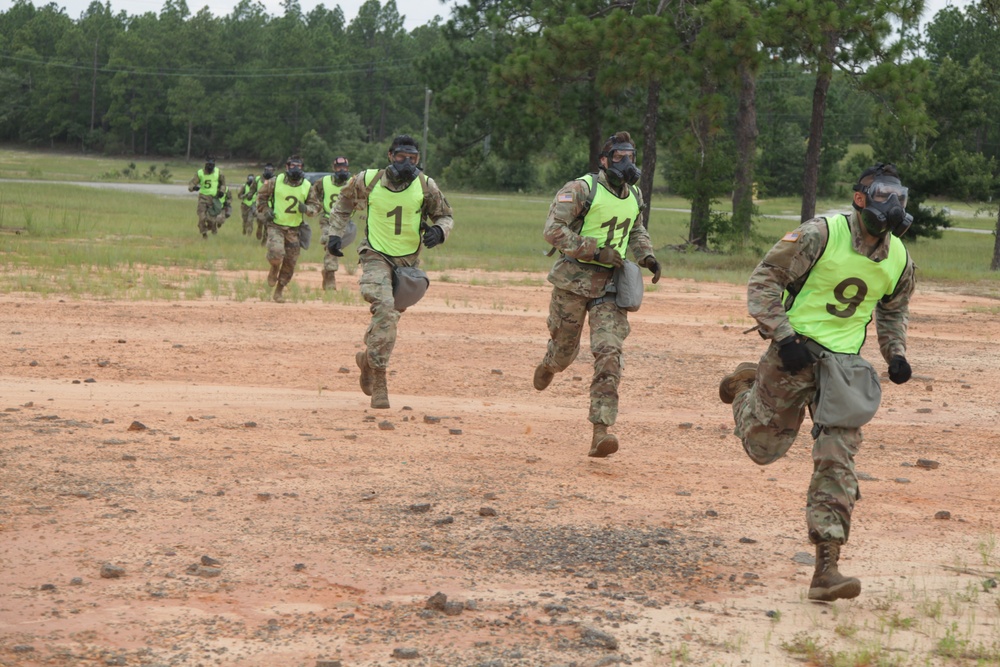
[781,231,801,242]
[558,193,574,203]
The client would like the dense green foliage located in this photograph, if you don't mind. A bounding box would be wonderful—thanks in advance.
[3,0,1000,264]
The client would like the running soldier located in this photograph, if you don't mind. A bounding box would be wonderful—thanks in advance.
[306,156,352,291]
[187,156,226,239]
[255,156,316,303]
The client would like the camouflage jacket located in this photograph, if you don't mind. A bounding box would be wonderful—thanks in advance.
[329,169,454,267]
[544,170,655,299]
[747,210,916,362]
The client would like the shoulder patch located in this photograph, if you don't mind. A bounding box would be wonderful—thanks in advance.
[558,193,574,203]
[781,231,801,243]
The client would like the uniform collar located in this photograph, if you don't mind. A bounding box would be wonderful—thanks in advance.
[848,210,891,261]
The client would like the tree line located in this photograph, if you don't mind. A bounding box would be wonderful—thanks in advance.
[2,0,1000,266]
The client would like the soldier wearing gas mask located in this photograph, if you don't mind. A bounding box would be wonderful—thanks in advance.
[719,163,917,602]
[187,156,226,239]
[255,155,317,303]
[532,131,662,459]
[254,163,276,242]
[327,135,454,409]
[306,156,353,290]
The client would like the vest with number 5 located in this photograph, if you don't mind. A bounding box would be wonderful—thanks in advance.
[364,169,424,257]
[272,173,310,227]
[785,214,907,353]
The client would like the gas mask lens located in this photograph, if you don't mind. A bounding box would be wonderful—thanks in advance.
[868,180,908,209]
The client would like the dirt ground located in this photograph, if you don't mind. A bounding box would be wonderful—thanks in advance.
[1,264,999,667]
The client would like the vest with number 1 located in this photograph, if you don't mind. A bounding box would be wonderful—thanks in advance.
[575,174,640,268]
[785,214,907,354]
[321,175,345,214]
[365,169,424,256]
[197,168,219,196]
[271,173,310,227]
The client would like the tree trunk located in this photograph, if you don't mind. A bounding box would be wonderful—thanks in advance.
[587,71,602,173]
[688,108,713,249]
[640,80,660,229]
[800,36,837,223]
[992,207,1000,271]
[186,120,192,162]
[90,36,99,132]
[732,62,758,243]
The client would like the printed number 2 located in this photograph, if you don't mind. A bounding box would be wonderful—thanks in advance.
[600,217,631,247]
[826,277,868,318]
[387,206,403,235]
[283,196,299,214]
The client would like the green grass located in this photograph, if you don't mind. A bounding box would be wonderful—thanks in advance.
[2,148,1000,300]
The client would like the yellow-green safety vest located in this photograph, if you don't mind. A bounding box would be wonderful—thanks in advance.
[364,169,424,256]
[575,174,640,268]
[241,177,260,207]
[785,214,908,353]
[197,168,219,196]
[321,175,345,214]
[271,173,311,227]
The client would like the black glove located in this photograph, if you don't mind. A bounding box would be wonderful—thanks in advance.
[595,246,624,268]
[422,225,445,248]
[326,236,343,257]
[297,201,308,214]
[888,355,912,384]
[640,255,661,284]
[777,335,814,374]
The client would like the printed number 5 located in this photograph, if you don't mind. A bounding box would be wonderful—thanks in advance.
[826,277,868,318]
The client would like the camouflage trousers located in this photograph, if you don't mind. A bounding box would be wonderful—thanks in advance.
[731,342,863,545]
[540,286,630,426]
[240,203,254,235]
[358,251,404,371]
[318,219,341,272]
[264,223,302,287]
[196,195,216,235]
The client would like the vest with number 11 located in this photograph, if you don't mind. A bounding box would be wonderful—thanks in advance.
[272,173,310,227]
[575,174,640,268]
[785,214,907,354]
[364,169,423,256]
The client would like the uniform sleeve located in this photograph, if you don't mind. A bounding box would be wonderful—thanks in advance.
[543,179,598,260]
[330,172,367,237]
[187,173,200,191]
[421,176,454,240]
[875,255,915,362]
[306,180,324,211]
[255,178,275,220]
[217,172,226,187]
[747,220,829,342]
[625,189,655,261]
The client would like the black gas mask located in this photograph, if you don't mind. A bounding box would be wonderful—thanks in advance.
[286,162,304,182]
[263,166,275,180]
[333,169,350,185]
[246,175,255,186]
[603,143,641,188]
[204,160,215,174]
[853,177,912,238]
[387,145,420,185]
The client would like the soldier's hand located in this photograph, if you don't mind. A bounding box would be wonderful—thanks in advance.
[326,236,344,257]
[639,255,661,284]
[188,185,198,192]
[888,355,912,384]
[422,226,444,248]
[776,336,814,374]
[298,201,308,214]
[595,246,624,268]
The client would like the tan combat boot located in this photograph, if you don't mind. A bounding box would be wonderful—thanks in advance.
[719,362,758,404]
[272,283,285,303]
[356,351,373,396]
[267,265,279,287]
[533,363,555,391]
[808,542,861,601]
[588,424,619,458]
[322,270,337,291]
[371,369,390,409]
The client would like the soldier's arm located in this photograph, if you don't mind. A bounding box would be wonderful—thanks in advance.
[217,172,226,187]
[875,256,916,363]
[306,180,324,212]
[330,172,366,236]
[255,179,276,221]
[543,180,599,260]
[747,220,829,342]
[187,174,200,192]
[625,189,655,261]
[421,177,454,240]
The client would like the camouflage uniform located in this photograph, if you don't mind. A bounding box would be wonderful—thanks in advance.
[539,170,655,426]
[255,175,319,291]
[187,169,226,237]
[238,180,259,236]
[205,185,232,232]
[731,210,915,545]
[306,178,348,279]
[329,170,453,371]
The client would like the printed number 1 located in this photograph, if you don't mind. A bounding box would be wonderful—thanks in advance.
[600,217,632,247]
[826,277,868,318]
[387,206,403,235]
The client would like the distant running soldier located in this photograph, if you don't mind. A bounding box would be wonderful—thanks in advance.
[532,131,661,458]
[238,174,259,236]
[719,162,916,602]
[255,155,316,303]
[306,156,353,291]
[187,156,226,239]
[255,163,276,242]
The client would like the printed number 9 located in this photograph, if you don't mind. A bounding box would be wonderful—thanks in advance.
[826,277,868,318]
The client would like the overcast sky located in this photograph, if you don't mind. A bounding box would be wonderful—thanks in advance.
[30,0,973,30]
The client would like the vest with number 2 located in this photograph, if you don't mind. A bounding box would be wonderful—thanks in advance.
[197,168,218,196]
[785,214,907,354]
[364,169,424,257]
[575,174,640,269]
[270,173,311,227]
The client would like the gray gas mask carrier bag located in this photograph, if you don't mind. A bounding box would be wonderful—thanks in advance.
[298,220,312,249]
[811,348,882,428]
[613,260,644,312]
